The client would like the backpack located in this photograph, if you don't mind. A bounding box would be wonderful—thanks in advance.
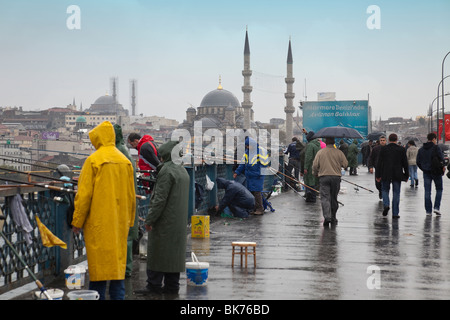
[431,146,445,176]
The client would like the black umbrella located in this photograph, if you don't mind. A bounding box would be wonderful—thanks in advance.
[312,126,363,139]
[366,131,385,141]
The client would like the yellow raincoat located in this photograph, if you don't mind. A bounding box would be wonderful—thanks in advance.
[72,121,136,281]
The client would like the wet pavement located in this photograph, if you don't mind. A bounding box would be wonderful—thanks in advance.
[12,169,450,301]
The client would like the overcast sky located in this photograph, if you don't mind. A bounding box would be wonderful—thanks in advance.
[1,0,449,123]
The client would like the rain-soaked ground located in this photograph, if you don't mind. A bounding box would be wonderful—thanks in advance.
[12,168,450,301]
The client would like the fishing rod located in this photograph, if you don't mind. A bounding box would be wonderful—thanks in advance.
[0,157,61,171]
[0,167,79,185]
[0,176,75,193]
[0,177,147,200]
[0,212,53,300]
[341,177,374,193]
[0,154,82,169]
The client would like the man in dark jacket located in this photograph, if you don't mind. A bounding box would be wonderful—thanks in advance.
[284,137,302,181]
[368,135,386,199]
[376,133,409,219]
[215,178,255,218]
[416,132,445,215]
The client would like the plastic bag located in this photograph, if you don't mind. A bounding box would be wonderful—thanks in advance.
[205,175,214,191]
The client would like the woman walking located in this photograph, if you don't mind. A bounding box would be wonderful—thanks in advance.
[407,140,419,187]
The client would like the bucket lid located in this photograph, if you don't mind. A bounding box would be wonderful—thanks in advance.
[64,265,86,273]
[186,261,209,268]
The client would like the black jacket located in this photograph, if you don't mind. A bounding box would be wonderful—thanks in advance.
[417,142,444,174]
[376,143,409,182]
[216,178,255,217]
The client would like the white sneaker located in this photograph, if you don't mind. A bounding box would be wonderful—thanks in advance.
[434,209,441,215]
[426,212,432,216]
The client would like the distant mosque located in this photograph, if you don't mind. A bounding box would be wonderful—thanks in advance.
[179,28,296,144]
[86,78,128,117]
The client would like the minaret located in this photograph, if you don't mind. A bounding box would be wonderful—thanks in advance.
[284,38,295,144]
[241,27,253,130]
[130,79,137,116]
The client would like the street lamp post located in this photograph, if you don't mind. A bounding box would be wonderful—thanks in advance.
[436,74,450,143]
[431,93,450,134]
[441,51,450,143]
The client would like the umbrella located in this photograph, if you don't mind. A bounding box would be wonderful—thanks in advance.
[366,131,385,141]
[312,126,364,139]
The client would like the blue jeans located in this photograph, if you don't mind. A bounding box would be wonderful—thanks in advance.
[409,165,418,185]
[423,172,443,213]
[89,279,125,300]
[381,180,401,216]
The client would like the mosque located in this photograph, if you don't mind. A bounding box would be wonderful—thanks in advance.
[179,29,296,144]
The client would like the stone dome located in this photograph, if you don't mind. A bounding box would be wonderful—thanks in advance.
[200,88,241,108]
[92,95,116,105]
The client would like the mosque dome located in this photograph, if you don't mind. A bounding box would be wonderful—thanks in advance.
[199,88,241,108]
[88,94,126,115]
[76,116,87,123]
[92,95,116,105]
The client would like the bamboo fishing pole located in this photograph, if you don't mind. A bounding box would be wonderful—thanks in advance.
[0,177,147,200]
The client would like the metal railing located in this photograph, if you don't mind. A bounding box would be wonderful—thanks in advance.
[0,160,284,294]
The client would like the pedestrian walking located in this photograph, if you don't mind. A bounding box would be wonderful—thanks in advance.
[137,140,190,296]
[114,124,139,278]
[368,136,387,199]
[312,137,348,226]
[416,133,446,215]
[72,121,136,300]
[233,137,269,215]
[347,140,359,175]
[406,140,419,187]
[303,131,321,202]
[375,133,409,219]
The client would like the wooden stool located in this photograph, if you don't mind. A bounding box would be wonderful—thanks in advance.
[231,241,256,268]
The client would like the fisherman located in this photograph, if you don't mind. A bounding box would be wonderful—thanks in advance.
[233,137,269,215]
[114,124,139,278]
[312,137,348,226]
[215,177,255,218]
[303,131,321,203]
[135,140,190,296]
[72,121,136,300]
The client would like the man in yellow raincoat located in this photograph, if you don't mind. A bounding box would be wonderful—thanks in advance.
[72,121,136,300]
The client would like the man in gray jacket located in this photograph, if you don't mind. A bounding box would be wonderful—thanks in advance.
[312,137,348,226]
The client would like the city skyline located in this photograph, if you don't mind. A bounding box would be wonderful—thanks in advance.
[1,0,450,124]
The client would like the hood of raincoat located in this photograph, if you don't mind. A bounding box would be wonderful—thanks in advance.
[158,140,180,162]
[216,177,232,189]
[89,121,115,150]
[137,134,154,151]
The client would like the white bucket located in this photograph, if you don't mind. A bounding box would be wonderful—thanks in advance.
[64,265,87,289]
[34,288,64,300]
[67,290,99,300]
[186,252,209,286]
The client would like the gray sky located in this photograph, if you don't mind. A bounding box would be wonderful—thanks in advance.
[1,0,450,123]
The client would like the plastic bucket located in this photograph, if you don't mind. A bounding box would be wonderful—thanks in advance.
[64,265,87,289]
[34,288,64,300]
[186,252,209,286]
[67,290,99,300]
